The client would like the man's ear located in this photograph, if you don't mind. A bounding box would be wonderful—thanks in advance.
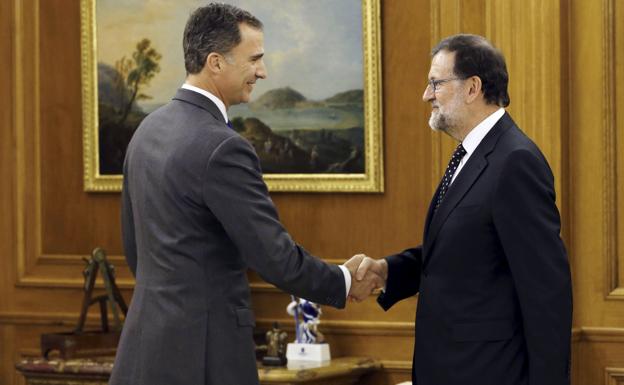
[466,76,483,104]
[205,52,223,73]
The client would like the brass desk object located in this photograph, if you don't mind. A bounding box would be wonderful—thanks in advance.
[40,248,128,359]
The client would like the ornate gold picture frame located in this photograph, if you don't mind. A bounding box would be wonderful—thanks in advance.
[81,0,383,192]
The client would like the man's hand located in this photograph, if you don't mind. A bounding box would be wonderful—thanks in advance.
[355,255,388,282]
[344,254,387,302]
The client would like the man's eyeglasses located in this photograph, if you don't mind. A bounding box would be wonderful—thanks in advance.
[426,77,467,93]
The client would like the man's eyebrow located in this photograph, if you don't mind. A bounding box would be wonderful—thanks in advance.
[250,53,264,60]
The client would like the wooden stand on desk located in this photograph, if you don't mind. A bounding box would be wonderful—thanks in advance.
[16,356,380,385]
[40,248,128,360]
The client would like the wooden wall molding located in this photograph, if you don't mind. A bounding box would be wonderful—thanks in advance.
[0,311,87,326]
[580,327,624,343]
[572,327,582,342]
[0,311,415,336]
[606,367,624,385]
[257,318,415,336]
[31,255,345,267]
[15,256,349,290]
[7,311,608,343]
[603,0,623,300]
[12,275,310,292]
[12,0,52,290]
[20,309,624,341]
[16,251,134,289]
[8,0,127,291]
[16,311,621,339]
[13,0,41,284]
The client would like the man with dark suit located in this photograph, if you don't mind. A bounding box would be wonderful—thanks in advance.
[351,34,572,385]
[109,4,381,385]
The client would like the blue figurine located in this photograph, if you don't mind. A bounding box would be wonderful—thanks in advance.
[286,297,325,344]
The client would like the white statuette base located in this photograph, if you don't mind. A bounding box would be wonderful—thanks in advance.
[286,342,331,362]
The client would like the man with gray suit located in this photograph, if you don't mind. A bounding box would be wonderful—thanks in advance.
[109,4,381,385]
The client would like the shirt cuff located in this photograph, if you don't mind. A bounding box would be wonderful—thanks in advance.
[338,265,351,299]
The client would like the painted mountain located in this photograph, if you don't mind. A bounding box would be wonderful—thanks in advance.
[230,87,365,174]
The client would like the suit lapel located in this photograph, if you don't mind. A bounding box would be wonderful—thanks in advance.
[423,183,441,242]
[172,88,227,125]
[424,157,488,259]
[423,113,515,266]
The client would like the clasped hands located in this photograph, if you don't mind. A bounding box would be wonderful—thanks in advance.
[344,254,388,302]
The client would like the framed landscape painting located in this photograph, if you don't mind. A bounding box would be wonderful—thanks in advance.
[81,0,383,192]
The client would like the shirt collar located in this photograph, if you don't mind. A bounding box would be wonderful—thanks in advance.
[181,83,228,123]
[462,107,505,155]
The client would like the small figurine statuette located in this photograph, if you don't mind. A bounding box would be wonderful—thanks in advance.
[286,298,324,344]
[262,322,288,366]
[285,296,331,362]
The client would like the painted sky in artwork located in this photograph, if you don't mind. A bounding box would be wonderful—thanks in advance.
[96,0,363,107]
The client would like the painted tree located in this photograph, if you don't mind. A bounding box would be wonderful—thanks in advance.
[114,38,162,125]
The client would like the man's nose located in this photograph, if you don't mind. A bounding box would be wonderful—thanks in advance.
[423,84,434,102]
[256,60,267,79]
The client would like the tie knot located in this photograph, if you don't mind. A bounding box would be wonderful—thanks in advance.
[453,143,467,158]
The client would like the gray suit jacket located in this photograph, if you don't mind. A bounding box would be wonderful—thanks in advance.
[109,89,346,385]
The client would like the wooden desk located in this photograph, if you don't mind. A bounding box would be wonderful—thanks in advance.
[16,356,380,385]
[259,357,380,384]
[15,357,111,385]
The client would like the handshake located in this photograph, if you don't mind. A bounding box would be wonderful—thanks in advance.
[344,254,388,302]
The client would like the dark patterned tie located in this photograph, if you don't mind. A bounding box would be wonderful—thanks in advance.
[226,120,233,129]
[435,143,467,210]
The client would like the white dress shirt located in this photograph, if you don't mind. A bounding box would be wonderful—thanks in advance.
[450,108,505,184]
[181,83,353,298]
[181,83,229,123]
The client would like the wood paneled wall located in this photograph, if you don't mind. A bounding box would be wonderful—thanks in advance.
[569,0,624,383]
[0,0,622,384]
